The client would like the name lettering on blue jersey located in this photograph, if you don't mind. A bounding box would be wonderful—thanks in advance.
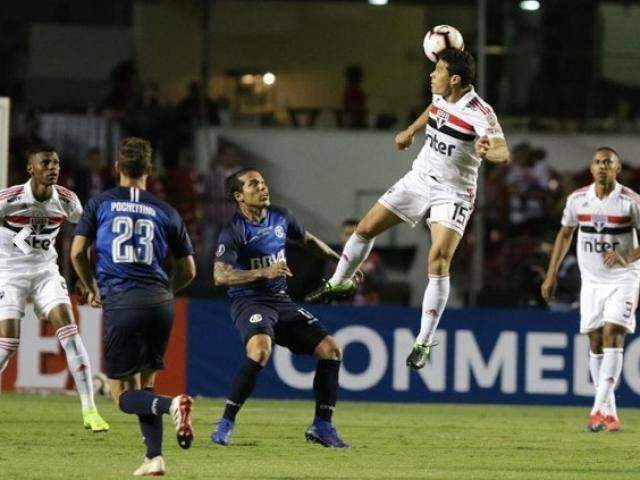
[111,202,157,217]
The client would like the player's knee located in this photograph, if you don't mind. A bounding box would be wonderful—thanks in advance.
[355,222,375,240]
[247,341,272,365]
[316,337,342,360]
[428,248,452,274]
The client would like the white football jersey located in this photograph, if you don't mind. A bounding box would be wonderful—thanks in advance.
[561,182,640,285]
[0,180,82,273]
[413,86,504,193]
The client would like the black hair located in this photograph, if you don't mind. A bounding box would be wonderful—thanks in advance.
[25,144,56,163]
[595,146,621,160]
[437,48,476,86]
[225,167,259,202]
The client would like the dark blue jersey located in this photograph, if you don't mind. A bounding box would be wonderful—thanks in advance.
[74,186,194,304]
[215,205,305,298]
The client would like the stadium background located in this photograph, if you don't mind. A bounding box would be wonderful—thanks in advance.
[3,0,640,408]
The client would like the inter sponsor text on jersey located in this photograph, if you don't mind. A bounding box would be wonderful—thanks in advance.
[0,180,82,272]
[561,182,640,285]
[74,186,193,299]
[215,206,305,298]
[413,86,504,192]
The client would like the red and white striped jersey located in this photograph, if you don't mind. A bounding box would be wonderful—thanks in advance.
[562,182,640,285]
[413,86,504,193]
[0,180,82,273]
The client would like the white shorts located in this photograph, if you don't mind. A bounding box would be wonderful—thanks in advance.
[0,268,71,321]
[580,282,639,334]
[378,169,474,236]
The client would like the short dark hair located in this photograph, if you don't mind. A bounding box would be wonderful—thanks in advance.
[438,48,476,86]
[596,146,620,160]
[118,137,152,178]
[25,144,56,163]
[225,167,259,202]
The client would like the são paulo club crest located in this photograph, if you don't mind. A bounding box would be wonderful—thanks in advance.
[592,214,607,232]
[30,217,48,234]
[436,109,449,129]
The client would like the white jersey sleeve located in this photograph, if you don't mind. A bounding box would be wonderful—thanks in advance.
[472,106,504,139]
[55,186,83,223]
[561,195,578,227]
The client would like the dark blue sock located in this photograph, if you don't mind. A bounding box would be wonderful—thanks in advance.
[223,357,263,421]
[313,359,340,423]
[119,389,172,416]
[139,414,163,459]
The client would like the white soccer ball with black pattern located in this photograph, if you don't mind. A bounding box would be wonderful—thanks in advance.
[423,25,465,63]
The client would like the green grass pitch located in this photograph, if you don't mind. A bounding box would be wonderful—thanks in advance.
[0,392,638,479]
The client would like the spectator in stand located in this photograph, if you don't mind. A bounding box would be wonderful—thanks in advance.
[343,65,367,129]
[166,151,201,258]
[505,143,549,236]
[102,61,137,118]
[72,148,114,204]
[198,143,245,285]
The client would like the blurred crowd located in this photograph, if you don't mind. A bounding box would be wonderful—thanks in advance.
[10,96,640,309]
[460,142,640,309]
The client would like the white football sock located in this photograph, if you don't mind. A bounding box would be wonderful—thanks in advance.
[589,351,602,388]
[0,337,19,373]
[416,275,450,345]
[329,233,374,286]
[592,348,623,415]
[57,324,96,411]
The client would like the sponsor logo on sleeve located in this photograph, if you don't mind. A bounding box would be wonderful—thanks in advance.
[249,313,263,324]
[216,244,226,257]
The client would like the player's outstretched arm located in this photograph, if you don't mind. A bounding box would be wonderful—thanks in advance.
[302,231,364,283]
[541,226,576,303]
[70,235,101,307]
[172,255,196,293]
[475,136,510,164]
[214,260,292,287]
[395,104,432,150]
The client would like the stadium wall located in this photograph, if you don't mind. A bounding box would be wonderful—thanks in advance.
[197,128,640,245]
[4,299,640,408]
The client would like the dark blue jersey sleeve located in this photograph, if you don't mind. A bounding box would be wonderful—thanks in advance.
[73,196,98,240]
[215,224,241,265]
[168,209,194,258]
[283,208,305,241]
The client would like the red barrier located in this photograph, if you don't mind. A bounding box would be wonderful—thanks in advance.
[0,298,188,397]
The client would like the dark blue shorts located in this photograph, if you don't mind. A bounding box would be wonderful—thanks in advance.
[230,295,329,355]
[103,302,174,379]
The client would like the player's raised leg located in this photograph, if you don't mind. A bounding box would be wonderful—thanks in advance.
[305,335,349,448]
[211,333,271,446]
[407,222,461,369]
[47,303,109,432]
[589,322,626,432]
[305,202,402,302]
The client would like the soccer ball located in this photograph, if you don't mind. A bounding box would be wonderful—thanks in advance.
[423,25,465,63]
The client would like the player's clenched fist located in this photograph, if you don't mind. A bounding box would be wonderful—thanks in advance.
[263,260,293,279]
[603,251,628,267]
[474,135,491,158]
[395,128,414,150]
[540,275,557,303]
